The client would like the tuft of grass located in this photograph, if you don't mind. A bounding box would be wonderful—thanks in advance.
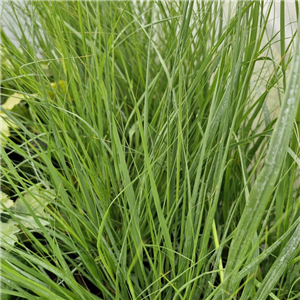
[1,1,300,300]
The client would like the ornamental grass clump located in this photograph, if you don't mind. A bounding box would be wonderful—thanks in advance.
[1,1,300,300]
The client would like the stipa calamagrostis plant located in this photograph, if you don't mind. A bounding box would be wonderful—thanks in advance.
[1,1,300,300]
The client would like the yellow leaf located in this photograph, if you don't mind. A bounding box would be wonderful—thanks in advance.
[2,93,24,110]
[0,220,19,248]
[0,114,11,146]
[0,191,14,212]
[0,112,19,146]
[49,80,68,98]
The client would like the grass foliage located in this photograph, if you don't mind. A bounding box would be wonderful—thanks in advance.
[1,1,300,299]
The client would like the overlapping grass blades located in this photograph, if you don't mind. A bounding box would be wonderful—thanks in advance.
[1,1,300,299]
